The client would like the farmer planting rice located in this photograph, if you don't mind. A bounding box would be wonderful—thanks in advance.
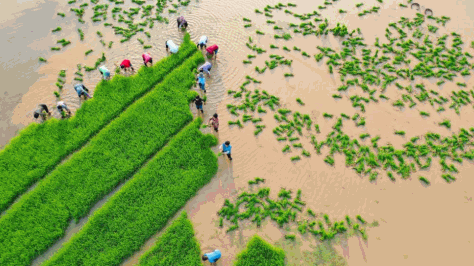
[119,59,134,73]
[202,249,221,266]
[142,53,153,67]
[198,61,212,77]
[220,141,232,160]
[98,65,110,80]
[177,16,188,29]
[198,35,208,49]
[74,84,92,99]
[56,101,71,116]
[165,40,179,54]
[209,113,219,132]
[206,44,219,59]
[196,69,206,93]
[193,95,204,114]
[33,104,51,122]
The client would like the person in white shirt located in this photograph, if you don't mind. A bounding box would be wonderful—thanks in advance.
[56,101,71,117]
[197,36,208,49]
[165,40,179,54]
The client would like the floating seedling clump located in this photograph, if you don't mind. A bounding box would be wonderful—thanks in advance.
[218,187,370,241]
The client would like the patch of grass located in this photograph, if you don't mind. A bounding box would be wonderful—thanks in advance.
[38,57,47,63]
[439,119,451,129]
[419,176,430,185]
[54,91,60,97]
[57,12,65,17]
[52,27,62,32]
[85,49,93,56]
[137,211,202,265]
[420,111,430,117]
[323,113,333,118]
[284,73,293,77]
[235,235,285,266]
[77,29,84,41]
[296,98,304,105]
[248,177,265,185]
[51,47,60,51]
[395,131,405,136]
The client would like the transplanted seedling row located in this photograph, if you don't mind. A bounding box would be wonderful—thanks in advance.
[217,186,370,241]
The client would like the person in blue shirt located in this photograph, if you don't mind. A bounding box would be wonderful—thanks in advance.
[202,249,221,265]
[196,69,206,93]
[220,141,232,160]
[74,84,92,99]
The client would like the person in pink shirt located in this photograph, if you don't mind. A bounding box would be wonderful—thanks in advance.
[142,53,153,67]
[206,44,219,59]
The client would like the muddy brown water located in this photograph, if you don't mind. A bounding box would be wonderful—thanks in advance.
[2,0,474,265]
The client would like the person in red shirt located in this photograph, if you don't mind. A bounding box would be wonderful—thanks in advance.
[119,59,134,73]
[206,44,219,59]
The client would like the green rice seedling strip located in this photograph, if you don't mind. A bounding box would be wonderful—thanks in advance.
[45,120,216,266]
[137,212,203,266]
[419,176,430,185]
[0,52,205,266]
[234,235,285,266]
[248,177,266,185]
[0,34,198,213]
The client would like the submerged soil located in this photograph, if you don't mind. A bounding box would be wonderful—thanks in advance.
[2,0,474,265]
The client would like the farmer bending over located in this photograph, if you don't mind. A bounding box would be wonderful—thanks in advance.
[196,69,206,93]
[209,113,219,132]
[120,59,134,72]
[202,249,221,266]
[198,62,212,77]
[193,95,204,114]
[177,16,188,29]
[74,84,92,99]
[56,101,72,117]
[206,44,219,59]
[34,104,51,122]
[198,35,208,49]
[220,141,232,160]
[165,40,179,54]
[98,66,110,80]
[142,53,153,66]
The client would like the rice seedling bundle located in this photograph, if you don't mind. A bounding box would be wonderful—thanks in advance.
[0,51,206,266]
[0,35,198,214]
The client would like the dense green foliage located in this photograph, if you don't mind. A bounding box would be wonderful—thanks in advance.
[0,50,205,266]
[234,235,286,266]
[0,34,197,213]
[43,120,217,265]
[138,211,203,266]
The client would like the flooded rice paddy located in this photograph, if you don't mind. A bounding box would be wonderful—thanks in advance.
[2,0,474,265]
